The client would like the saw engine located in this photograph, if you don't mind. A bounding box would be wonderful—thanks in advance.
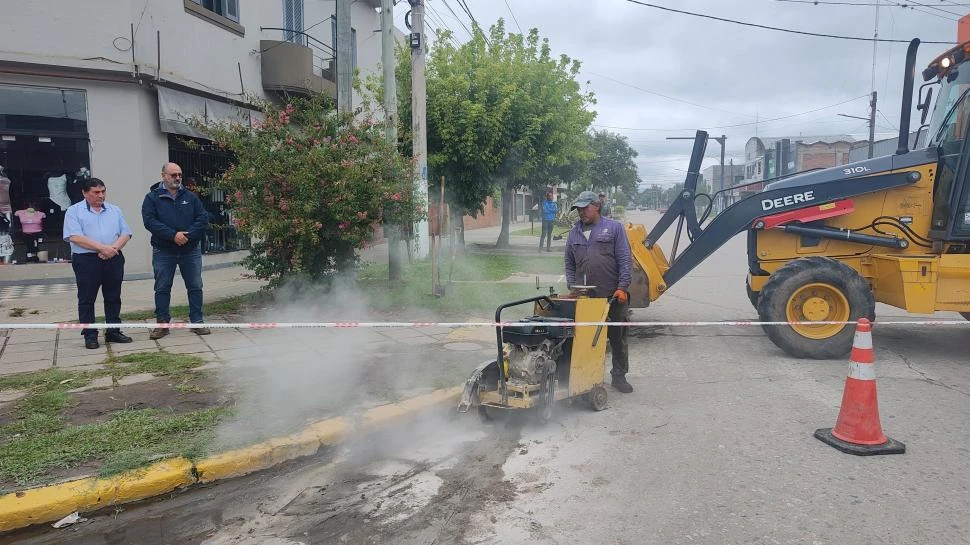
[501,316,574,383]
[506,340,562,384]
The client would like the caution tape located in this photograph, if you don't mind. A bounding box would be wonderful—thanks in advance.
[0,319,968,330]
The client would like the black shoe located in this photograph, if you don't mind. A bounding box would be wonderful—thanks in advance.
[105,332,133,343]
[611,375,634,394]
[85,338,100,349]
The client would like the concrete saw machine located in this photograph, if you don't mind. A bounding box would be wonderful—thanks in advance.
[458,290,613,422]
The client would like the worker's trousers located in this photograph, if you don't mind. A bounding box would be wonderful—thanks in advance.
[608,300,629,376]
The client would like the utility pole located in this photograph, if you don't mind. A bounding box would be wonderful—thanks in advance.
[838,91,877,159]
[336,0,353,114]
[667,134,726,213]
[868,91,877,159]
[409,0,429,258]
[381,0,403,281]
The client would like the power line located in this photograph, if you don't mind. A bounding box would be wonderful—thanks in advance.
[876,108,899,130]
[503,0,523,33]
[455,0,491,46]
[623,0,956,44]
[436,0,474,40]
[585,70,755,119]
[594,94,869,132]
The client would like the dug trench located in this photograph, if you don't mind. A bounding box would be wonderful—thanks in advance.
[0,413,525,545]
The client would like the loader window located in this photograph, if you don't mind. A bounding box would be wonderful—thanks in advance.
[928,75,970,231]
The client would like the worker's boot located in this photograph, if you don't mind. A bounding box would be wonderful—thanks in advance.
[611,375,634,394]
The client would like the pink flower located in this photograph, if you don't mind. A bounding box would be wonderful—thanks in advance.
[233,191,243,202]
[279,200,290,212]
[314,221,323,229]
[338,221,350,230]
[391,192,401,201]
[356,211,367,220]
[285,103,295,114]
[348,135,359,144]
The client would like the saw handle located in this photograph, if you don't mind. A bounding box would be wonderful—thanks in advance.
[591,296,616,347]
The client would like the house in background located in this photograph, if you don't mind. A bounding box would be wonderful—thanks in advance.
[740,135,856,201]
[0,0,388,273]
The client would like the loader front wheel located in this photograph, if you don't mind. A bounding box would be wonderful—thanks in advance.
[757,257,874,359]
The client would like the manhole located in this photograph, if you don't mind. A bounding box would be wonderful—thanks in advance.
[443,342,483,351]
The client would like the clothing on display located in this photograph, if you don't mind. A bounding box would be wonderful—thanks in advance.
[47,174,71,210]
[0,232,13,259]
[0,172,11,214]
[14,208,45,234]
[67,167,90,204]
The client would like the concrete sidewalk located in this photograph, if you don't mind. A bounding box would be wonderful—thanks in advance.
[0,221,560,378]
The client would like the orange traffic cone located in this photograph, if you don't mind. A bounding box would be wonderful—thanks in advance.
[814,318,905,456]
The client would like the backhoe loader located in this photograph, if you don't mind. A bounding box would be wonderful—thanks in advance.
[626,38,970,359]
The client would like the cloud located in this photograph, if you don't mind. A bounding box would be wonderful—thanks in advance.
[408,0,957,182]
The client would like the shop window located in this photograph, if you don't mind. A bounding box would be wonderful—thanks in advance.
[0,84,89,264]
[167,135,250,254]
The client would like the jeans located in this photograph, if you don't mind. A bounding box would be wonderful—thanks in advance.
[152,245,204,323]
[539,219,554,249]
[72,252,125,339]
[607,300,629,376]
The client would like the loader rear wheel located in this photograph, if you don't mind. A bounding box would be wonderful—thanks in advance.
[757,257,875,359]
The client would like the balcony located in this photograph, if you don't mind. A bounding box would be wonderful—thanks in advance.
[260,40,334,98]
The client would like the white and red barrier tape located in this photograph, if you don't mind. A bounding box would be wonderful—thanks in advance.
[0,319,968,330]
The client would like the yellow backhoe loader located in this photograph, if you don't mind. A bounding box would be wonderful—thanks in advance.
[625,38,970,359]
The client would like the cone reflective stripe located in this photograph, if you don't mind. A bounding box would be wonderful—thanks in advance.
[814,318,905,456]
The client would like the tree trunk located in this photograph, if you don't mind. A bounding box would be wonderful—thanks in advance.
[387,225,403,282]
[450,207,465,251]
[496,187,512,248]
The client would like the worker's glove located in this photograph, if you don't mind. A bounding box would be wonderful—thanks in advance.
[613,289,629,304]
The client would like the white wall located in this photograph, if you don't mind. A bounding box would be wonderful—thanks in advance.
[0,0,383,107]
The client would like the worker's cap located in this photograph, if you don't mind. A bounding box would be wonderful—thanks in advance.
[571,191,599,209]
[598,192,606,197]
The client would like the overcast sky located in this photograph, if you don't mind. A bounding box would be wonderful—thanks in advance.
[394,0,961,187]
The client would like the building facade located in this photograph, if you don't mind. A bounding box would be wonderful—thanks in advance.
[0,0,386,272]
[741,135,855,200]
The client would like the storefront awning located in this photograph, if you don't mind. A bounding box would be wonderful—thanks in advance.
[157,86,259,138]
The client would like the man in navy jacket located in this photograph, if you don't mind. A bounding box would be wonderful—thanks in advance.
[142,162,211,339]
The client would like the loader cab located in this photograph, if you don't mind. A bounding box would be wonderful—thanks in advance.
[923,44,970,241]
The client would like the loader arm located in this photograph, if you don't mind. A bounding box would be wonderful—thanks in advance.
[625,130,922,308]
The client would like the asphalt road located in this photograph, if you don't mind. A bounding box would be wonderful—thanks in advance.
[6,210,970,545]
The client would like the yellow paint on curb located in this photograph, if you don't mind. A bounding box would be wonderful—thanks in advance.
[0,388,462,533]
[194,417,351,483]
[0,457,194,533]
[362,387,463,432]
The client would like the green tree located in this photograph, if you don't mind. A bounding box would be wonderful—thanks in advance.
[198,95,423,287]
[588,129,639,196]
[426,21,595,248]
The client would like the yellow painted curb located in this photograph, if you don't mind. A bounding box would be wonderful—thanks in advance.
[0,457,194,533]
[0,388,462,533]
[195,417,351,483]
[362,387,463,432]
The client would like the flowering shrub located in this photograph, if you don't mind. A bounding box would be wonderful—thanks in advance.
[199,96,423,286]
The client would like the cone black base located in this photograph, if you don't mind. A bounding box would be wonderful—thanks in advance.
[814,428,906,456]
